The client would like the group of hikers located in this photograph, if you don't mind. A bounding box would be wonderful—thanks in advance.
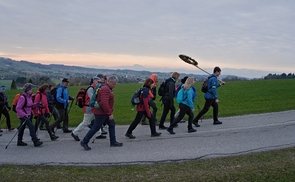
[0,66,225,150]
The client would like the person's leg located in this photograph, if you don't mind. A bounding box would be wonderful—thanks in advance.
[212,102,222,124]
[3,108,12,129]
[63,109,70,132]
[106,118,122,146]
[149,100,158,121]
[159,101,170,128]
[126,111,144,135]
[17,118,26,141]
[169,104,176,124]
[50,108,65,130]
[82,115,104,144]
[26,118,43,146]
[73,113,92,136]
[168,104,187,130]
[192,99,213,125]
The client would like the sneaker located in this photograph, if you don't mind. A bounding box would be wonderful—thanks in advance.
[125,133,136,139]
[159,125,168,130]
[80,141,91,150]
[141,121,149,125]
[96,135,107,139]
[192,121,200,127]
[213,120,222,125]
[8,127,15,131]
[71,132,80,141]
[110,141,123,147]
[188,128,197,133]
[50,134,59,141]
[17,140,27,146]
[101,129,108,135]
[63,129,72,133]
[167,128,175,134]
[151,132,162,137]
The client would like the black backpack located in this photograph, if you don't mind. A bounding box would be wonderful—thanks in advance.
[201,76,213,93]
[131,88,143,105]
[50,87,63,105]
[158,80,167,97]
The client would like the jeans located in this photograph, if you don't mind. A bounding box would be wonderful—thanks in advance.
[73,113,101,136]
[193,99,219,122]
[18,117,37,141]
[83,115,117,145]
[168,103,193,130]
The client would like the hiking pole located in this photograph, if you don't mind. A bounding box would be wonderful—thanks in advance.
[5,118,28,149]
[179,54,224,82]
[67,99,74,115]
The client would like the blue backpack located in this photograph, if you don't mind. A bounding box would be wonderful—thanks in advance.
[131,88,143,105]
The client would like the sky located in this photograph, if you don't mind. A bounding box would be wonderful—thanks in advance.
[0,0,294,78]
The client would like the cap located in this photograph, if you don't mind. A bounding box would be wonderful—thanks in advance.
[62,78,69,83]
[0,85,6,91]
[96,74,106,78]
[93,77,102,82]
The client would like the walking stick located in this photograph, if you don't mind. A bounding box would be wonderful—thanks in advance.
[5,118,28,149]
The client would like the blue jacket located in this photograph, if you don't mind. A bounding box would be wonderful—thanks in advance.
[180,87,195,110]
[56,83,70,109]
[175,83,196,101]
[204,74,221,99]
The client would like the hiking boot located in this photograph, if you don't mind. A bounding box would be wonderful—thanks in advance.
[167,128,175,135]
[33,138,43,147]
[71,132,80,141]
[125,133,136,139]
[17,140,27,146]
[80,141,91,150]
[101,128,107,135]
[110,141,123,147]
[213,120,222,125]
[96,135,107,139]
[192,121,200,127]
[8,127,15,131]
[188,128,197,133]
[141,121,149,125]
[50,134,59,141]
[159,125,168,130]
[151,132,162,137]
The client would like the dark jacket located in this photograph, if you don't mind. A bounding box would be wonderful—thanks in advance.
[162,77,176,104]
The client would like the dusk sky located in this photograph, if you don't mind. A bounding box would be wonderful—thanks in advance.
[0,1,294,78]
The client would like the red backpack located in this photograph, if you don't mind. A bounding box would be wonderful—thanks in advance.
[75,86,93,108]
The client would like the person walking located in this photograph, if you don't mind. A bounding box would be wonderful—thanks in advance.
[167,77,197,134]
[50,78,74,133]
[71,76,106,141]
[192,66,225,127]
[80,76,123,150]
[0,85,14,132]
[16,83,43,147]
[125,78,161,139]
[33,84,59,141]
[158,72,180,129]
[141,74,158,125]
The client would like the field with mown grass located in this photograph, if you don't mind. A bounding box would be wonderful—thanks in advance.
[2,79,295,127]
[1,79,295,181]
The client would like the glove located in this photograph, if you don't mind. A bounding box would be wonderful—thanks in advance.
[44,113,50,118]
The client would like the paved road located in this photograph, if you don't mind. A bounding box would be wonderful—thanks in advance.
[0,110,294,166]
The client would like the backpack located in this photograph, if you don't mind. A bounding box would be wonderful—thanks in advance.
[12,93,21,113]
[176,88,188,104]
[88,84,102,109]
[131,88,143,105]
[75,86,92,108]
[201,76,213,93]
[158,80,167,97]
[50,86,63,105]
[31,92,42,103]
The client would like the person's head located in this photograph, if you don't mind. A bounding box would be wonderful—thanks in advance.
[61,78,69,86]
[39,83,50,93]
[143,78,155,89]
[92,76,103,86]
[48,84,54,90]
[107,75,119,89]
[181,76,188,84]
[97,74,107,83]
[171,72,180,81]
[213,66,221,76]
[150,74,158,84]
[23,83,34,95]
[183,77,195,90]
[0,85,6,93]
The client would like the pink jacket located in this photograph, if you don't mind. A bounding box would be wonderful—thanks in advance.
[33,91,50,116]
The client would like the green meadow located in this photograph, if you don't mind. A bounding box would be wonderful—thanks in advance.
[2,79,295,127]
[1,79,295,181]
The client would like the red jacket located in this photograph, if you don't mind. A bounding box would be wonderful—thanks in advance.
[136,87,151,118]
[92,84,114,116]
[33,91,50,116]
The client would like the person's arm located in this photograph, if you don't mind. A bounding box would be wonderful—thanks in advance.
[98,86,112,116]
[141,89,151,118]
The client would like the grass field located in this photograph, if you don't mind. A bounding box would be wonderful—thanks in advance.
[1,79,295,181]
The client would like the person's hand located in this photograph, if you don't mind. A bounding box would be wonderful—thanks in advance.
[109,114,114,120]
[215,99,219,103]
[221,81,226,85]
[67,100,71,104]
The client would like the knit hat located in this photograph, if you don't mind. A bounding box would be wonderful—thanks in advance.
[0,85,6,91]
[22,83,34,92]
[181,76,188,84]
